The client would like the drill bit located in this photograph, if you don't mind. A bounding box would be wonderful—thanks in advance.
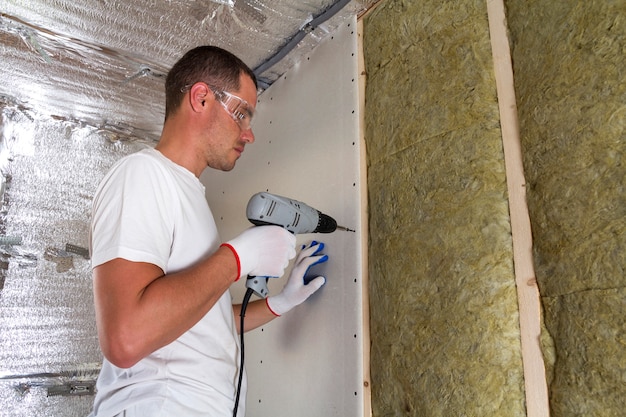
[336,225,356,232]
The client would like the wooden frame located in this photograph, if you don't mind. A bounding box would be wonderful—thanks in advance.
[486,1,550,416]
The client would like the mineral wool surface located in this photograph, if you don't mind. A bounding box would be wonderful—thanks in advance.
[364,0,526,415]
[506,0,626,415]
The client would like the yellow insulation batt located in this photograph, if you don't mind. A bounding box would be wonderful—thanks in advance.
[506,0,626,415]
[363,0,526,415]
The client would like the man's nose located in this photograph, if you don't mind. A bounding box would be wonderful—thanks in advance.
[241,128,255,143]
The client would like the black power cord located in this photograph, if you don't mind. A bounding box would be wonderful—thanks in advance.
[233,287,254,417]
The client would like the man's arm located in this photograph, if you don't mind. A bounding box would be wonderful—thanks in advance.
[93,245,237,369]
[93,226,296,369]
[232,300,277,333]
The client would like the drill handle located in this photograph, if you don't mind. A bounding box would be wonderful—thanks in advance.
[246,275,270,299]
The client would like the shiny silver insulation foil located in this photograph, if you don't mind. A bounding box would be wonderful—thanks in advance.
[0,1,373,141]
[0,106,148,416]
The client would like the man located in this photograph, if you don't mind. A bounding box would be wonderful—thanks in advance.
[89,46,327,416]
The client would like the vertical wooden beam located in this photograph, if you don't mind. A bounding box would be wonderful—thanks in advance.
[486,1,550,416]
[357,0,386,20]
[357,17,373,417]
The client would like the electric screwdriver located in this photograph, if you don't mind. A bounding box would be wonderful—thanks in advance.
[244,191,354,298]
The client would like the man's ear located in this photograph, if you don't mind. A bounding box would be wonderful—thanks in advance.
[189,82,210,112]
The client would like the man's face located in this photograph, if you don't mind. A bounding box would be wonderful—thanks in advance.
[205,74,257,172]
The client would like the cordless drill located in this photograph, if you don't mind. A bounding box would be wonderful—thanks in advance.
[244,191,354,297]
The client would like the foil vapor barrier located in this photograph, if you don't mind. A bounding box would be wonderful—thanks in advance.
[0,106,148,416]
[0,0,374,141]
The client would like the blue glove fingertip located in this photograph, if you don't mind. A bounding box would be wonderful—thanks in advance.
[317,254,329,264]
[312,241,325,255]
[308,254,328,269]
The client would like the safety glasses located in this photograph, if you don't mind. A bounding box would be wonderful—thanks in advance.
[209,87,255,131]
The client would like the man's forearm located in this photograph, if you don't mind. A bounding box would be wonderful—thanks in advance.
[232,299,278,334]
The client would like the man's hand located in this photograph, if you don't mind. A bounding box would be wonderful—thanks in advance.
[222,226,296,280]
[266,241,328,316]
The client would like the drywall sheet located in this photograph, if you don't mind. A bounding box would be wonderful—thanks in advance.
[201,17,367,417]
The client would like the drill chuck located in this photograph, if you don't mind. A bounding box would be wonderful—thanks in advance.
[316,212,337,233]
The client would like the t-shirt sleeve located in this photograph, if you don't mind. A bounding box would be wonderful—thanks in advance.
[90,154,176,272]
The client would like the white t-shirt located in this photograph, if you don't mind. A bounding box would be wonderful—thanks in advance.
[90,148,246,417]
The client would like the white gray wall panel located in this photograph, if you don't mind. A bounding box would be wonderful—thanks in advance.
[201,16,367,417]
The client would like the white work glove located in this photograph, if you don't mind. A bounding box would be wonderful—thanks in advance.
[266,241,328,316]
[222,226,296,281]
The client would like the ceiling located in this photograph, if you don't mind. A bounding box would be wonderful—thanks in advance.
[0,0,376,141]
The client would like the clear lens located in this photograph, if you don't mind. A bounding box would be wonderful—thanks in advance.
[215,90,254,131]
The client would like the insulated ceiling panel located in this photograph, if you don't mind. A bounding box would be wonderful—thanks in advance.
[0,0,375,140]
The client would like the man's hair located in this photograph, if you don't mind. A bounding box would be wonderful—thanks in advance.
[164,46,257,119]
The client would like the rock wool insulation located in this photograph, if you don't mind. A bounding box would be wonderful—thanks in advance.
[363,1,526,416]
[505,1,626,416]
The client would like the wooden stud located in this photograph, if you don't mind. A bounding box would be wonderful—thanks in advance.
[486,1,551,416]
[357,18,373,417]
